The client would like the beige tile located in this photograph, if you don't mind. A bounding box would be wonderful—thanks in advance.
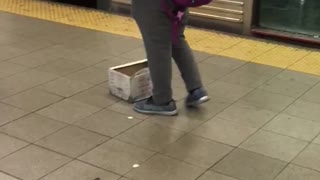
[67,67,107,85]
[285,100,320,123]
[240,130,308,162]
[126,154,205,180]
[1,114,66,142]
[37,99,101,124]
[207,81,254,101]
[0,145,70,180]
[119,178,131,180]
[197,171,238,180]
[217,103,277,128]
[313,135,320,144]
[0,45,28,61]
[275,164,320,180]
[0,134,28,159]
[0,103,28,126]
[293,144,320,171]
[41,77,93,97]
[0,172,19,180]
[0,61,27,78]
[162,134,233,168]
[213,149,286,180]
[301,84,320,104]
[192,118,257,146]
[275,70,320,86]
[79,139,155,175]
[116,122,185,151]
[71,86,119,109]
[40,160,120,180]
[108,101,149,120]
[36,126,108,158]
[1,88,63,112]
[75,109,141,137]
[263,114,320,141]
[36,59,86,76]
[239,89,295,112]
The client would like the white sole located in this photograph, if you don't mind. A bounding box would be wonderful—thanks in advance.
[134,108,178,116]
[186,96,210,107]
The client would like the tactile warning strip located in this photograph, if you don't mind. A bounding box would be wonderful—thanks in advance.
[1,0,320,75]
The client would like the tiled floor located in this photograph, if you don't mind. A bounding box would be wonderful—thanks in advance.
[1,11,320,180]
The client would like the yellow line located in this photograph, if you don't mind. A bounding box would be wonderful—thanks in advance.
[1,0,320,76]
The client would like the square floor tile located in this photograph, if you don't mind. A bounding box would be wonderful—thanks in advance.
[0,133,28,159]
[263,114,320,141]
[197,62,235,84]
[1,88,63,112]
[284,100,320,122]
[213,149,286,180]
[116,122,185,151]
[239,89,295,112]
[197,171,238,180]
[162,134,233,168]
[148,97,232,132]
[107,101,149,120]
[0,114,66,142]
[293,144,320,172]
[40,160,120,180]
[71,86,119,109]
[240,130,308,162]
[36,59,86,76]
[0,172,19,180]
[119,47,146,60]
[207,81,254,101]
[0,45,28,61]
[301,83,320,104]
[79,139,155,175]
[37,99,101,124]
[75,109,142,137]
[275,164,320,180]
[0,103,28,126]
[259,77,312,98]
[36,126,108,158]
[61,49,110,66]
[67,67,107,85]
[275,70,320,86]
[0,145,70,180]
[41,77,93,97]
[0,61,27,79]
[217,103,277,128]
[126,154,205,180]
[192,118,257,146]
[203,55,246,69]
[313,135,320,144]
[9,51,60,68]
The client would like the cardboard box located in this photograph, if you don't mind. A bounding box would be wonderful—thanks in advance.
[108,59,152,103]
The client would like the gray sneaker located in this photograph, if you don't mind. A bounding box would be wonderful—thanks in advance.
[134,97,178,116]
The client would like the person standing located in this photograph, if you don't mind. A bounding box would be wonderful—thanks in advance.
[132,0,209,116]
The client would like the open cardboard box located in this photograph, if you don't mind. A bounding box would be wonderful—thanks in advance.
[108,59,152,103]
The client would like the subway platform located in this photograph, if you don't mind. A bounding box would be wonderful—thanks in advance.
[1,0,320,180]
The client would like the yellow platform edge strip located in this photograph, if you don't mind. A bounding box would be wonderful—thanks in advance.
[1,0,320,76]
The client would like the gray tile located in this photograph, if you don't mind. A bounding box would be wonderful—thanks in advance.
[36,58,87,76]
[237,63,283,76]
[67,67,108,85]
[0,103,28,126]
[0,45,28,61]
[275,164,320,180]
[213,149,286,180]
[0,145,70,180]
[79,139,155,175]
[10,38,53,52]
[313,135,320,144]
[0,61,27,79]
[0,172,19,180]
[37,99,101,124]
[0,133,28,159]
[217,103,277,128]
[197,171,238,180]
[240,130,308,162]
[36,126,108,158]
[162,134,233,168]
[1,88,63,112]
[116,122,185,151]
[41,77,93,97]
[40,160,120,180]
[197,62,235,85]
[61,49,111,66]
[71,86,119,108]
[192,51,212,62]
[293,144,320,172]
[108,101,149,120]
[0,114,66,142]
[207,81,254,101]
[275,70,320,86]
[94,57,133,71]
[263,114,320,141]
[239,89,295,112]
[192,118,257,146]
[301,83,320,104]
[203,55,246,69]
[75,109,141,137]
[9,50,61,68]
[284,100,320,122]
[126,154,205,180]
[119,47,146,60]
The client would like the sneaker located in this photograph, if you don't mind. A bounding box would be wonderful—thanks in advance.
[186,88,209,107]
[134,97,178,116]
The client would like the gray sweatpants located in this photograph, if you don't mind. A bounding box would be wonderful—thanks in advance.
[132,0,203,104]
